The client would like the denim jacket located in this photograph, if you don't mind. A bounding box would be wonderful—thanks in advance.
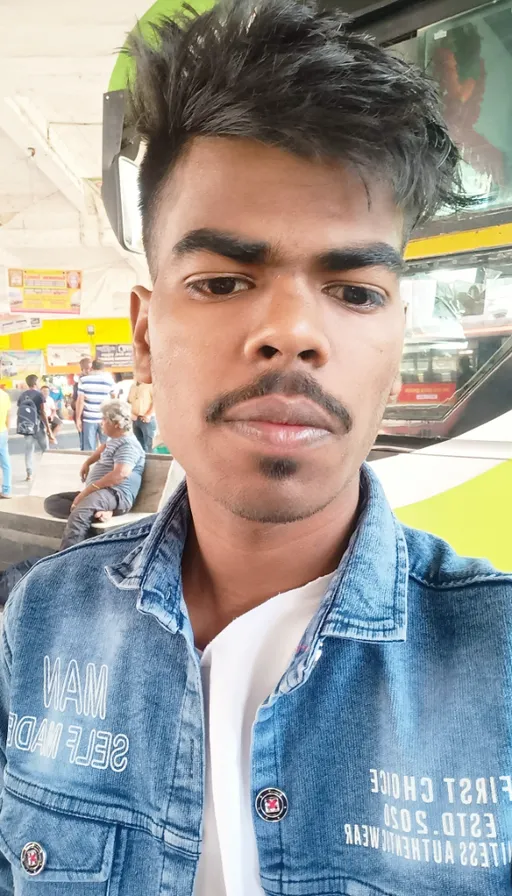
[0,465,511,896]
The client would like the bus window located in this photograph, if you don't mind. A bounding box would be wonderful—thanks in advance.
[392,0,512,215]
[381,251,512,439]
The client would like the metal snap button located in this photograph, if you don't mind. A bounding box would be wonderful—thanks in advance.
[255,787,288,822]
[21,842,46,876]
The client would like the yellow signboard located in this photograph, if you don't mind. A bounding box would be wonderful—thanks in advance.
[7,269,82,315]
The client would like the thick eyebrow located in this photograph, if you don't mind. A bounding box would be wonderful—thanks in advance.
[173,230,405,274]
[173,228,271,265]
[316,243,405,274]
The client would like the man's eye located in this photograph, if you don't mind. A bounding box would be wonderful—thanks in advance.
[188,277,252,298]
[326,284,386,308]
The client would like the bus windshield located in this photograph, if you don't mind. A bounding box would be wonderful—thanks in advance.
[381,251,512,440]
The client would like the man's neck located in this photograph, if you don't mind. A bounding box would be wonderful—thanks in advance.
[181,476,360,649]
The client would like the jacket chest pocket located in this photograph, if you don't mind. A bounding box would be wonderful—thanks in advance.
[0,790,121,893]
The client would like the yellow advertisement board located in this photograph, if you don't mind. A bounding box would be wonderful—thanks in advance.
[7,269,82,315]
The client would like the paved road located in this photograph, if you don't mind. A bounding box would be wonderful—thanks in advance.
[3,421,80,497]
[7,425,79,456]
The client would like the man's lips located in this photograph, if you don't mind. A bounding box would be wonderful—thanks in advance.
[222,395,336,431]
[218,395,337,449]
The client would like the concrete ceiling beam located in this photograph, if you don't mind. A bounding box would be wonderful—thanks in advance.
[0,96,144,275]
[0,97,87,214]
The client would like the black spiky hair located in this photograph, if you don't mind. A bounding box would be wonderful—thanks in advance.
[127,0,468,262]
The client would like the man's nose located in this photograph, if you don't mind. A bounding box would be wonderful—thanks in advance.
[243,278,330,368]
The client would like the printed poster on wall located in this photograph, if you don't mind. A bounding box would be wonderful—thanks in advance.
[95,344,133,368]
[0,315,42,336]
[7,269,82,315]
[47,345,91,368]
[0,350,44,386]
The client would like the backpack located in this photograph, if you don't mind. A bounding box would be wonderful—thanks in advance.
[17,393,39,436]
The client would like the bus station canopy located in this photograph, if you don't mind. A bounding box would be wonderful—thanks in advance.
[0,0,151,316]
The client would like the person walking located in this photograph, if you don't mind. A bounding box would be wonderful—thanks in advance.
[128,380,156,452]
[75,359,116,451]
[0,387,11,499]
[71,357,92,449]
[17,375,54,481]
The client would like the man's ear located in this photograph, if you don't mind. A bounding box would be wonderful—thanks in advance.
[131,286,152,384]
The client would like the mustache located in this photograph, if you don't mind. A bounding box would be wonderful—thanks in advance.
[205,371,353,432]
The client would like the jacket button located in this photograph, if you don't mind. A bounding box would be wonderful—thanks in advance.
[255,788,288,822]
[21,842,46,876]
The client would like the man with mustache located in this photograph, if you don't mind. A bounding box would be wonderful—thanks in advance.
[0,1,511,894]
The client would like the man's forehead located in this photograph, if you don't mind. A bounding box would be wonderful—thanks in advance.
[154,137,404,270]
[164,137,402,223]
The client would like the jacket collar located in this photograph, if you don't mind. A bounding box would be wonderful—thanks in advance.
[106,464,408,643]
[318,465,408,642]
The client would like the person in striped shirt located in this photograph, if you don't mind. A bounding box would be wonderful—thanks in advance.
[75,359,116,451]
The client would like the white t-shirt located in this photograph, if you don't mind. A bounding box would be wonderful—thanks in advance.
[193,572,335,896]
[43,396,56,419]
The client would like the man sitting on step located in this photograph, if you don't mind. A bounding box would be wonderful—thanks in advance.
[44,399,146,550]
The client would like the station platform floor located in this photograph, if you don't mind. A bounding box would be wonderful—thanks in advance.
[3,421,80,498]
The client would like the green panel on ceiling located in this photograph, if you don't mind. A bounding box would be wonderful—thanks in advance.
[109,0,215,92]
